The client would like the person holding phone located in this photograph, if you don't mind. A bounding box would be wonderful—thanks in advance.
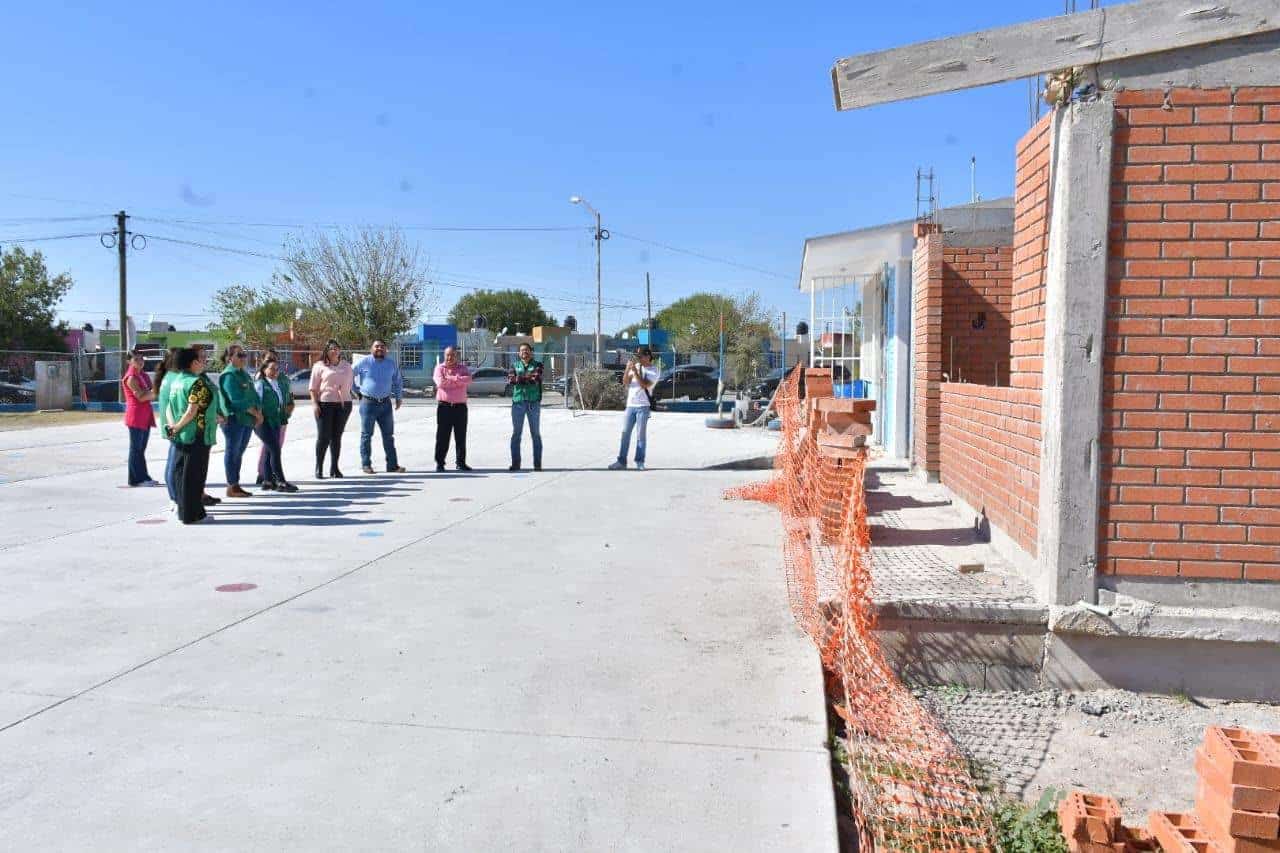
[609,346,659,471]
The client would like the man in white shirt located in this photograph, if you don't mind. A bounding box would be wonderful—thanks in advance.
[609,346,659,471]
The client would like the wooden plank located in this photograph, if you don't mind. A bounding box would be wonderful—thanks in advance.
[831,0,1280,111]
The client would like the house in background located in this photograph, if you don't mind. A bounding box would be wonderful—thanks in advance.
[797,198,1015,462]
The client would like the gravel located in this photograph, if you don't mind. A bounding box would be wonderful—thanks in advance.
[917,686,1280,822]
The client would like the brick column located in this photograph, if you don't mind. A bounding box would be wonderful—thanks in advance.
[912,223,944,480]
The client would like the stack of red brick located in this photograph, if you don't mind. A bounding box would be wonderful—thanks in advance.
[1061,726,1280,852]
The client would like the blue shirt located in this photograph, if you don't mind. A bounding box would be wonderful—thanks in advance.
[353,355,403,401]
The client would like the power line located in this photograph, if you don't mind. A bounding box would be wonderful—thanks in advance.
[609,230,791,280]
[133,215,587,233]
[0,232,103,244]
[0,215,111,225]
[134,231,657,312]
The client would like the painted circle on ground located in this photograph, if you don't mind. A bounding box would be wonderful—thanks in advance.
[215,583,257,592]
[137,518,167,525]
[359,531,384,538]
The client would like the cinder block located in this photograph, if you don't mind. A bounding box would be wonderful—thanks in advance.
[1196,745,1280,814]
[1148,811,1225,853]
[1196,778,1280,840]
[1062,792,1123,844]
[1204,727,1280,790]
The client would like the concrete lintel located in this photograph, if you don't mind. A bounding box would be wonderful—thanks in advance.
[1036,100,1115,607]
[1050,597,1280,646]
[1101,29,1280,91]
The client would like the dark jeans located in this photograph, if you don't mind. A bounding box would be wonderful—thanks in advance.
[173,441,211,524]
[221,421,254,486]
[165,441,178,501]
[258,424,287,480]
[127,426,152,485]
[316,401,352,472]
[435,402,468,466]
[510,401,542,468]
[359,398,399,469]
[255,423,286,485]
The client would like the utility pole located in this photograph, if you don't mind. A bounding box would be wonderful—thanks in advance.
[116,210,128,374]
[569,196,607,367]
[645,272,653,339]
[593,209,603,367]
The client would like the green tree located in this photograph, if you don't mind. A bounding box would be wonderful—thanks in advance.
[271,227,435,347]
[0,247,72,351]
[654,291,773,383]
[446,289,555,334]
[208,285,300,348]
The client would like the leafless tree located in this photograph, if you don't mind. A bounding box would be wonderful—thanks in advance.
[272,227,435,349]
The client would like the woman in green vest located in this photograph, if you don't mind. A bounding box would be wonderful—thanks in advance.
[253,354,298,492]
[163,347,220,524]
[218,343,263,498]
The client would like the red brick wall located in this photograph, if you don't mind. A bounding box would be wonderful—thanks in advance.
[1012,114,1054,391]
[941,246,1014,386]
[934,116,1054,553]
[912,230,944,477]
[1100,87,1280,583]
[940,384,1042,554]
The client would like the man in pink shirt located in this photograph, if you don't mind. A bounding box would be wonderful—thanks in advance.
[433,346,473,472]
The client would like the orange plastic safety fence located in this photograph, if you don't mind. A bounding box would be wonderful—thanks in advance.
[728,371,995,852]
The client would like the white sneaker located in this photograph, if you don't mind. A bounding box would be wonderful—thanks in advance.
[169,503,178,514]
[635,462,646,471]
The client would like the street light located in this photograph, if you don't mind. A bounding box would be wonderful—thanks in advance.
[570,195,608,367]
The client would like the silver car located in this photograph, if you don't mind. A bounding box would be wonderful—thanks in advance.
[288,368,312,399]
[467,366,512,397]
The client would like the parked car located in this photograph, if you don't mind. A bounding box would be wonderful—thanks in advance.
[747,367,787,400]
[288,368,311,399]
[652,367,720,401]
[0,379,35,404]
[468,366,512,396]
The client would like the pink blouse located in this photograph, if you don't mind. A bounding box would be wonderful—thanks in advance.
[309,360,354,403]
[122,366,156,429]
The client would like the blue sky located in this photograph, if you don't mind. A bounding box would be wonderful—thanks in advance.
[2,0,1091,338]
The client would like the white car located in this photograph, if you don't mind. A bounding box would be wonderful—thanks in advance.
[288,368,312,399]
[468,367,512,396]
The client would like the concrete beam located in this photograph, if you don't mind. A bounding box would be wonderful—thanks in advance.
[1035,100,1115,606]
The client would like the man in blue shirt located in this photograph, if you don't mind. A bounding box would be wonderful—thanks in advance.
[352,340,406,474]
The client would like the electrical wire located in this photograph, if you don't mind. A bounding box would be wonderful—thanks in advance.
[609,230,791,280]
[0,215,111,225]
[134,232,657,312]
[0,232,103,244]
[133,215,587,233]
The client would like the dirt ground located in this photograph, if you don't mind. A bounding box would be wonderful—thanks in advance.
[919,686,1280,822]
[0,411,121,431]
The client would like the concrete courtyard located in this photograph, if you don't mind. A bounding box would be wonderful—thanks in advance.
[0,400,836,852]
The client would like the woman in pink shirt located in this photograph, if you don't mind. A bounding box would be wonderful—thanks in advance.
[121,348,159,486]
[309,339,355,479]
[433,345,473,472]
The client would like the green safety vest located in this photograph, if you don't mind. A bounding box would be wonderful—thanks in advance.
[219,366,261,427]
[256,377,292,427]
[167,372,219,446]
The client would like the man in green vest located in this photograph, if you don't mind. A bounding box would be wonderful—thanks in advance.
[507,342,543,471]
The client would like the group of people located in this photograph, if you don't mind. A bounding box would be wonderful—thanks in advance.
[122,338,660,525]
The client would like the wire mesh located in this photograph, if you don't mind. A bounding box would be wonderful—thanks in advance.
[727,370,996,851]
